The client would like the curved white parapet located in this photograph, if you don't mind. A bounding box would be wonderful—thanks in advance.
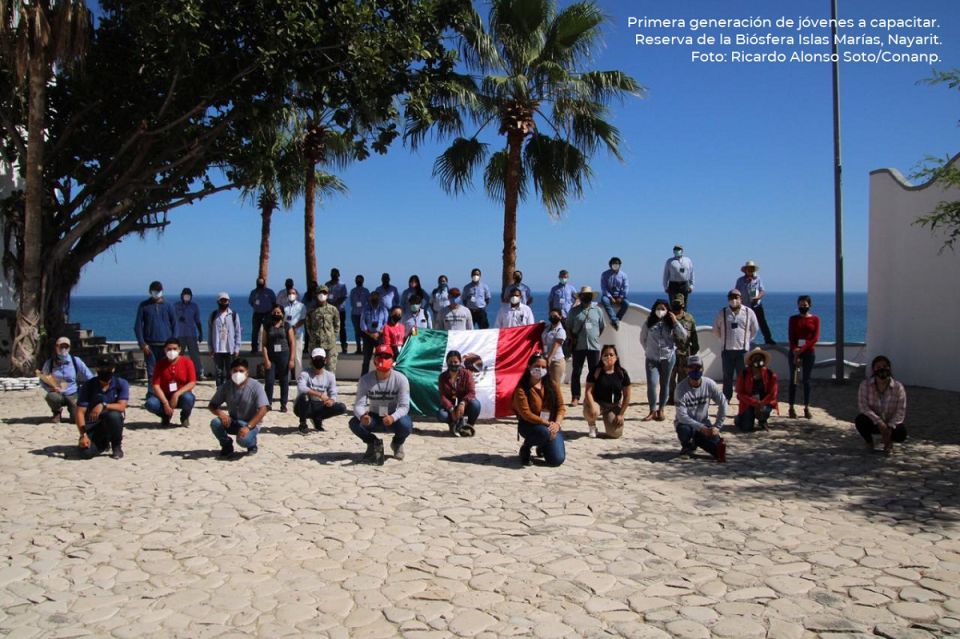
[868,154,960,393]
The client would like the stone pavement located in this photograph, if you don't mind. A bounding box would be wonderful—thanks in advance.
[0,380,958,638]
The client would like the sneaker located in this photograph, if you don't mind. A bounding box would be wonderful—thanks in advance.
[299,422,309,434]
[280,406,287,413]
[180,415,190,428]
[588,424,598,438]
[110,445,124,460]
[391,440,405,461]
[362,441,376,462]
[246,446,258,456]
[519,446,532,466]
[680,443,696,457]
[218,446,235,459]
[883,444,893,457]
[161,416,171,426]
[51,412,61,424]
[788,406,797,418]
[460,424,475,437]
[534,447,544,458]
[715,439,727,463]
[449,422,459,437]
[759,419,769,431]
[312,418,324,431]
[372,438,385,466]
[803,407,812,419]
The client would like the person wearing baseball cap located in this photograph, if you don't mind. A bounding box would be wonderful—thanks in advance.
[349,344,413,465]
[38,336,94,423]
[208,292,242,387]
[712,288,759,401]
[294,348,347,434]
[674,355,727,462]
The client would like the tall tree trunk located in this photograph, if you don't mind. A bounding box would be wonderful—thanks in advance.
[258,202,274,282]
[11,57,48,375]
[500,131,524,295]
[303,165,318,288]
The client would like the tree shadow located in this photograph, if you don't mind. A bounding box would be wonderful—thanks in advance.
[288,451,360,465]
[29,445,84,460]
[158,449,221,460]
[438,452,523,469]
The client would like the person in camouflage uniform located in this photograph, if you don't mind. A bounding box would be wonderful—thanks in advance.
[668,293,699,405]
[307,285,341,373]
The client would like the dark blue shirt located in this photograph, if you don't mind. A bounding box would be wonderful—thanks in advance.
[174,301,203,339]
[134,299,176,346]
[248,287,277,314]
[77,376,130,421]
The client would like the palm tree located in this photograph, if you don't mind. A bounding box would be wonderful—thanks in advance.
[1,0,90,374]
[406,0,642,293]
[300,117,349,288]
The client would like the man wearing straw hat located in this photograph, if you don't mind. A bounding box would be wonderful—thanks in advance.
[735,260,775,345]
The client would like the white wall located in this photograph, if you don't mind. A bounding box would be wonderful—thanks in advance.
[868,156,960,392]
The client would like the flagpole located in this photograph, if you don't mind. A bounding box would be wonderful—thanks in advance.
[831,0,846,383]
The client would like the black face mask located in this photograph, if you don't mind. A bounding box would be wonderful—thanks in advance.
[671,304,683,313]
[875,368,891,380]
[549,316,561,324]
[312,358,325,369]
[272,314,283,322]
[97,370,113,382]
[448,364,461,373]
[580,295,593,305]
[218,302,229,309]
[798,307,810,314]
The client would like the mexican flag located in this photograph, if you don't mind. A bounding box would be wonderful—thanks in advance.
[395,324,545,419]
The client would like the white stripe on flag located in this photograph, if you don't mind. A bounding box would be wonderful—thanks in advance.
[444,329,499,419]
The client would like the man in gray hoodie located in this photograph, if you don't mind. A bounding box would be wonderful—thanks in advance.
[349,344,413,465]
[674,355,728,462]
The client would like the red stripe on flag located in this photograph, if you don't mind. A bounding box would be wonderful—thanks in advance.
[494,324,546,418]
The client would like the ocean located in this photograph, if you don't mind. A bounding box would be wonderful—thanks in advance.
[68,291,868,344]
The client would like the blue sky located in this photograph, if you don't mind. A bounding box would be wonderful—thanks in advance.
[74,0,960,296]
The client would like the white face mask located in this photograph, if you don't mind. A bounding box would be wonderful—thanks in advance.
[150,290,163,299]
[231,371,247,385]
[729,300,741,309]
[166,349,179,361]
[317,293,328,303]
[182,295,191,303]
[510,296,520,305]
[529,367,547,380]
[288,294,297,303]
[472,275,480,283]
[655,309,666,319]
[611,264,620,273]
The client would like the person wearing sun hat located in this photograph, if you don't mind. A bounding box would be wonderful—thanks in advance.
[712,288,759,401]
[734,348,779,431]
[735,260,776,345]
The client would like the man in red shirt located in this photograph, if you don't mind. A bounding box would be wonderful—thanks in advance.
[145,337,198,426]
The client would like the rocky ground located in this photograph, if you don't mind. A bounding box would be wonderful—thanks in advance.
[0,379,957,638]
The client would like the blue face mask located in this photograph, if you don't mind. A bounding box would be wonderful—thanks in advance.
[688,370,704,381]
[451,296,462,305]
[674,250,683,259]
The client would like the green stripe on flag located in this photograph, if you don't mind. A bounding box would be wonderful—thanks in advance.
[395,329,449,417]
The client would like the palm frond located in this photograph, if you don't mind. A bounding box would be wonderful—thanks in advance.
[484,148,528,204]
[523,133,591,217]
[432,137,489,195]
[576,69,645,104]
[540,1,603,67]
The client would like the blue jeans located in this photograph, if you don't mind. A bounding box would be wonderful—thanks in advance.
[645,355,676,411]
[735,404,773,431]
[518,420,566,467]
[721,349,746,401]
[210,417,259,450]
[675,422,721,457]
[437,399,481,426]
[600,295,628,324]
[348,414,413,447]
[144,392,196,422]
[788,350,815,406]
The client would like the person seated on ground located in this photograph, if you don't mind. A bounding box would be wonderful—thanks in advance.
[38,336,93,424]
[382,305,407,358]
[208,358,269,458]
[640,298,687,422]
[437,350,481,437]
[437,288,473,330]
[674,355,728,462]
[294,348,347,434]
[75,357,129,460]
[600,256,629,330]
[496,287,536,328]
[402,293,431,337]
[350,345,413,465]
[855,355,907,456]
[734,347,779,432]
[584,344,631,439]
[512,352,566,467]
[261,303,295,412]
[145,337,197,427]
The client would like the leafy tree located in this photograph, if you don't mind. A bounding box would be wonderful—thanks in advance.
[913,68,960,252]
[406,0,642,292]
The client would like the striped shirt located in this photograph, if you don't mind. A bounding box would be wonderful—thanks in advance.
[857,378,906,426]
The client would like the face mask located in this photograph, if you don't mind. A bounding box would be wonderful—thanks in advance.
[272,314,283,322]
[674,250,683,258]
[370,298,380,307]
[356,281,363,287]
[150,290,162,299]
[182,295,191,303]
[166,349,179,361]
[312,358,325,369]
[382,280,390,287]
[231,371,247,385]
[550,316,561,324]
[875,368,891,380]
[375,358,394,373]
[389,314,401,323]
[439,281,447,288]
[510,296,520,305]
[451,297,461,305]
[289,294,297,303]
[472,275,480,283]
[97,370,113,382]
[317,293,327,303]
[448,364,461,373]
[57,349,69,360]
[529,367,547,380]
[218,301,229,309]
[513,277,522,284]
[798,306,810,314]
[611,264,620,272]
[410,304,421,313]
[752,361,765,368]
[581,296,593,305]
[688,370,704,381]
[655,309,667,319]
[671,303,683,313]
[559,278,568,285]
[729,300,740,309]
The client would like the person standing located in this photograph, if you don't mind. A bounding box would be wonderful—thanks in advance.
[306,285,341,374]
[248,277,276,353]
[402,294,431,337]
[735,260,775,345]
[542,310,567,387]
[437,350,481,437]
[512,352,566,467]
[350,345,414,464]
[584,344,631,439]
[430,275,451,325]
[437,288,474,331]
[75,357,129,460]
[326,268,349,355]
[662,244,694,307]
[787,295,819,419]
[674,356,727,462]
[208,292,242,387]
[375,273,400,310]
[501,270,533,306]
[712,289,759,401]
[294,348,347,433]
[349,275,369,354]
[276,278,295,309]
[548,270,577,320]
[668,294,699,405]
[260,304,296,412]
[566,286,605,407]
[174,287,204,378]
[208,358,269,458]
[495,287,535,328]
[283,288,308,376]
[640,299,687,421]
[462,268,492,329]
[145,337,197,427]
[600,257,629,330]
[855,355,907,456]
[360,291,389,375]
[400,275,428,310]
[734,348,779,431]
[134,280,176,389]
[38,337,93,423]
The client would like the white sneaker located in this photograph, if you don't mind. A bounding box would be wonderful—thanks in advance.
[588,425,597,438]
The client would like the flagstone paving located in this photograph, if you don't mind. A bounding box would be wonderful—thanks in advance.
[0,381,957,638]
